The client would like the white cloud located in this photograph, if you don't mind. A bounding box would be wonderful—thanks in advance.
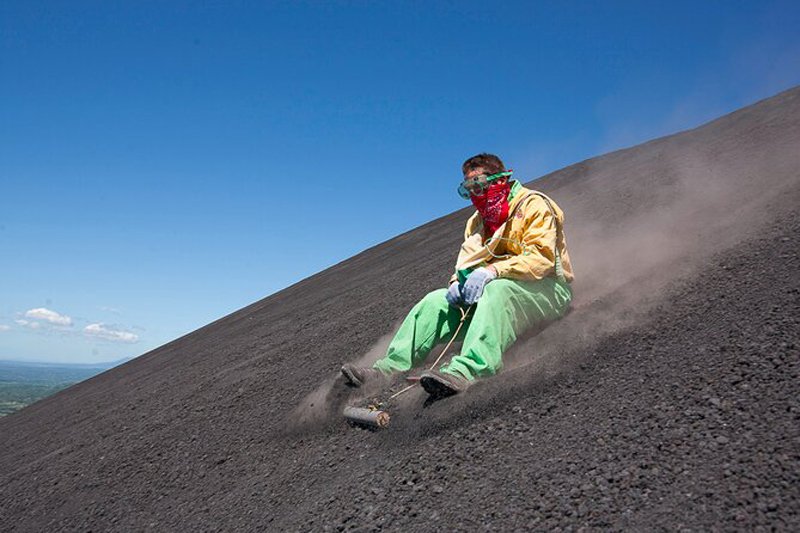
[0,324,10,331]
[84,323,139,343]
[24,308,73,326]
[15,319,41,330]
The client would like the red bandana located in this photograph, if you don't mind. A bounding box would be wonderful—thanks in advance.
[471,181,511,236]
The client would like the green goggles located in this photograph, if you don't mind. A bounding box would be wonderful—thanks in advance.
[457,171,513,199]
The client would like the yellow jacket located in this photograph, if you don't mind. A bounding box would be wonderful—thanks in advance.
[450,180,574,284]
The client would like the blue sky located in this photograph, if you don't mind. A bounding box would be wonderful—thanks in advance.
[2,1,799,364]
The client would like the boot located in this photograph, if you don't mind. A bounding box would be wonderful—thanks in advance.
[419,370,471,397]
[341,364,386,388]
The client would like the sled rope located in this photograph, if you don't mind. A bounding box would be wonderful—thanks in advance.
[386,304,472,401]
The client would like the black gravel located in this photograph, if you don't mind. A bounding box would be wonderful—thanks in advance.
[1,88,799,532]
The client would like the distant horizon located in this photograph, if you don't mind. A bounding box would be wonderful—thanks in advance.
[0,357,132,368]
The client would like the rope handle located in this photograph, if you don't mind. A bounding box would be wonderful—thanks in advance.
[386,305,472,401]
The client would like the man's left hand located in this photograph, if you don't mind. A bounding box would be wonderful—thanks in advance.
[462,267,498,305]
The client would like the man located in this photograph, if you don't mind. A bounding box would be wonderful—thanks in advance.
[342,153,574,397]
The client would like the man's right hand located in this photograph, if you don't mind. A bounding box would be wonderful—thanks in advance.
[445,281,464,307]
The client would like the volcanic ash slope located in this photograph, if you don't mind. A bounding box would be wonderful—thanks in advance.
[1,87,799,531]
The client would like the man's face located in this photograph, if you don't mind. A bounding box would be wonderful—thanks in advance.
[464,166,488,182]
[462,167,508,198]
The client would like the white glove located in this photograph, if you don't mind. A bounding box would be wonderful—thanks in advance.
[445,281,464,306]
[462,267,497,305]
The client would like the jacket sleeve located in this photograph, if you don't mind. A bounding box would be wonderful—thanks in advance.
[491,199,559,281]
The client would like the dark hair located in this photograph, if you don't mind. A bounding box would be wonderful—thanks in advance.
[462,153,505,176]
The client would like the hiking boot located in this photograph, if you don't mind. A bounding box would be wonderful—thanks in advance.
[341,364,386,388]
[419,370,471,397]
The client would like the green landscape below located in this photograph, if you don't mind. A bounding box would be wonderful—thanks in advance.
[0,360,123,416]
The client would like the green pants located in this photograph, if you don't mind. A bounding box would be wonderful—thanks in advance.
[373,277,573,380]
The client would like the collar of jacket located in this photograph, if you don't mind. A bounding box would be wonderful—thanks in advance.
[507,179,522,202]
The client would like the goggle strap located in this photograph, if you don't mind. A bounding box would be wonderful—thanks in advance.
[478,170,513,182]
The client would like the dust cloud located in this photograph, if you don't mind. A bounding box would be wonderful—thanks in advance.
[286,329,399,432]
[504,114,800,373]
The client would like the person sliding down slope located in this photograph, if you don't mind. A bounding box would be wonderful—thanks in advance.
[342,153,575,398]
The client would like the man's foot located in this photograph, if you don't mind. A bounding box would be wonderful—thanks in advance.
[341,364,386,388]
[419,370,471,398]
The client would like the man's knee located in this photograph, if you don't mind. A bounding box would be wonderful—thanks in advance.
[422,287,448,303]
[479,278,515,305]
[412,288,449,313]
[486,278,517,293]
